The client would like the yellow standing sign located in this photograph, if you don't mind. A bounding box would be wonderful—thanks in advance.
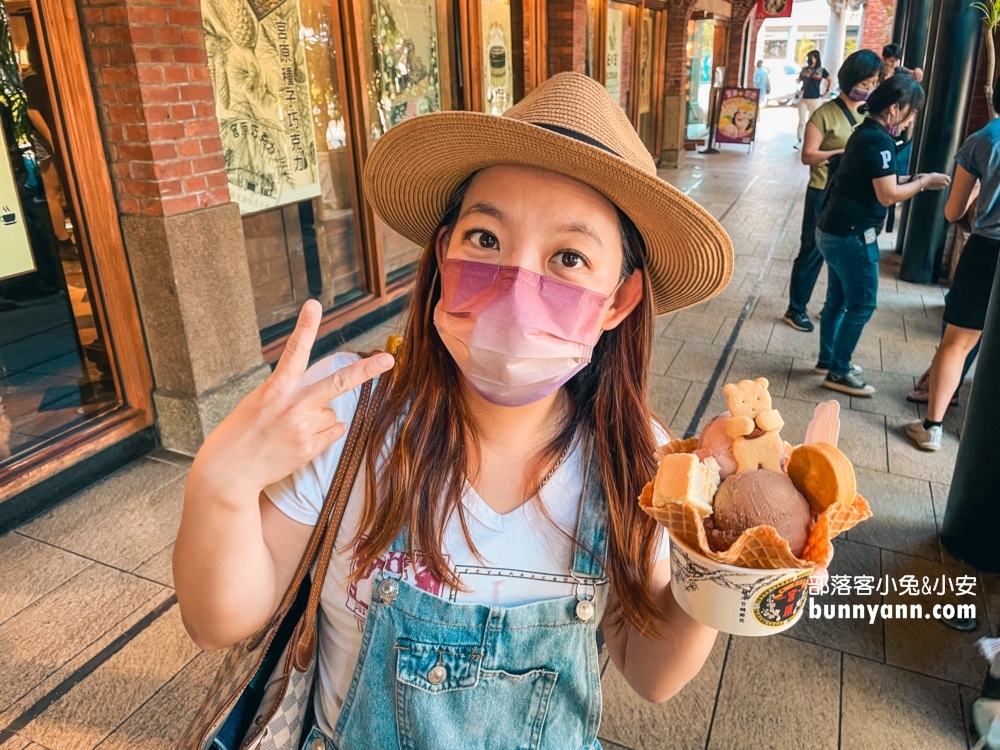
[0,125,35,281]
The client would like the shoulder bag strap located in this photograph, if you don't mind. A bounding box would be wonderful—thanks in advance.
[832,96,858,129]
[292,337,400,669]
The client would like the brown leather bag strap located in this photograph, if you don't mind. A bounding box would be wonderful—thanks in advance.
[293,344,398,669]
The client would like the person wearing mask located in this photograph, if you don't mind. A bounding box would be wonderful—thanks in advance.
[173,74,738,748]
[783,49,883,333]
[796,50,833,145]
[814,74,950,396]
[882,43,924,82]
[906,86,1000,450]
[753,60,770,107]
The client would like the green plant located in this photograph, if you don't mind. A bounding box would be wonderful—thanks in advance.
[973,0,1000,119]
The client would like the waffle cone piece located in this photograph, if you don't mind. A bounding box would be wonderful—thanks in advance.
[639,482,872,569]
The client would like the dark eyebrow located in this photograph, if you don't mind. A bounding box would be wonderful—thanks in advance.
[459,202,506,223]
[555,221,603,247]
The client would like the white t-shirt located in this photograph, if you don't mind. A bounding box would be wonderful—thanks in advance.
[264,352,670,736]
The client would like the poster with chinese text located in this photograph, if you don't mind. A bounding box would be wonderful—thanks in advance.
[605,9,623,105]
[715,87,760,145]
[202,0,321,214]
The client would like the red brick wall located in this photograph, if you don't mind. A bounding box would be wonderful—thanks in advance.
[726,0,757,87]
[79,0,230,216]
[859,0,893,53]
[547,0,587,75]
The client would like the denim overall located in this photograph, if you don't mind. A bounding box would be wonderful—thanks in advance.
[302,447,609,750]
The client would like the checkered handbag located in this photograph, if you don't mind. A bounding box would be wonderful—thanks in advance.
[178,344,398,750]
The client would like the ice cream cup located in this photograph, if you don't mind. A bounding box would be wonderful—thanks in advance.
[668,533,813,636]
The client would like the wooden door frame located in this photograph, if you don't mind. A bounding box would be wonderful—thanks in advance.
[1,0,155,500]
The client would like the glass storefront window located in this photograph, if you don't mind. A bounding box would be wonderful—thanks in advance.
[202,0,366,342]
[605,0,633,112]
[0,1,120,465]
[637,7,656,150]
[685,18,714,140]
[585,0,596,78]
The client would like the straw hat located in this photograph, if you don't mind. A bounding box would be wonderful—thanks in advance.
[363,72,733,315]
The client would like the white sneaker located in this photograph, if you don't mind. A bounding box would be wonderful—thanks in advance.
[906,421,942,451]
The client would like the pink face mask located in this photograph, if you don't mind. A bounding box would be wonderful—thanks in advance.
[433,259,612,407]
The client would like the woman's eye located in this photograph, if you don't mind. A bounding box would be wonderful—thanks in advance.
[557,252,585,269]
[469,231,498,249]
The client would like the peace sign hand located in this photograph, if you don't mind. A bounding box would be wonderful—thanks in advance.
[190,300,395,499]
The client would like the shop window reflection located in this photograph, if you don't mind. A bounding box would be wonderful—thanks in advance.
[0,1,119,465]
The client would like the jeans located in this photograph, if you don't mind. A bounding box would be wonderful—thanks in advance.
[787,186,826,315]
[816,229,880,376]
[797,97,823,140]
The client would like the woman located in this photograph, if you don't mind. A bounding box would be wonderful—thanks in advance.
[814,74,950,397]
[783,49,883,333]
[174,73,735,749]
[906,85,1000,451]
[796,50,833,144]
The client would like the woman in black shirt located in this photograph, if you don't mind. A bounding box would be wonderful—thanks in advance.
[796,50,833,143]
[814,74,950,396]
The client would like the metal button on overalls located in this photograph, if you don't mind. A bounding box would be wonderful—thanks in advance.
[310,736,325,750]
[377,578,398,604]
[427,664,448,685]
[575,599,595,622]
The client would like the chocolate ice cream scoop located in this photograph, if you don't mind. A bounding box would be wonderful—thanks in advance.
[710,469,812,556]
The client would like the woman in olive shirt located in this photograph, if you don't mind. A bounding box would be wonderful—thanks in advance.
[783,50,883,333]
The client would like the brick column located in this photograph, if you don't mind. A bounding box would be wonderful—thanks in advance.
[80,0,269,454]
[860,0,894,53]
[547,0,587,75]
[659,0,699,167]
[726,0,758,88]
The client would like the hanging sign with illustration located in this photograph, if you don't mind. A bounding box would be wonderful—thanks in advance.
[715,87,760,145]
[0,126,35,281]
[756,0,792,19]
[202,0,322,214]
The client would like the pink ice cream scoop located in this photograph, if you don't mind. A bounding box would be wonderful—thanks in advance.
[693,413,738,479]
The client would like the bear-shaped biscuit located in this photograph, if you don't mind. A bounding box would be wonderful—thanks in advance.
[722,377,785,473]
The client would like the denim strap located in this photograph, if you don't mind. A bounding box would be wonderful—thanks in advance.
[571,436,608,579]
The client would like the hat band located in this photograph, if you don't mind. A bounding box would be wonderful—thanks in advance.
[532,123,621,158]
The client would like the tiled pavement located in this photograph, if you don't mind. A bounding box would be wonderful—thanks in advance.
[1,107,996,750]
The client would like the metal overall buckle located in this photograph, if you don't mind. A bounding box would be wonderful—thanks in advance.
[571,575,605,623]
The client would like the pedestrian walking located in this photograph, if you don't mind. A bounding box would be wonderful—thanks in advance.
[814,74,950,396]
[796,50,833,144]
[906,86,1000,451]
[754,60,770,108]
[783,49,883,333]
[173,73,733,749]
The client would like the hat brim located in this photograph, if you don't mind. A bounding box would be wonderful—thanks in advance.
[363,112,734,315]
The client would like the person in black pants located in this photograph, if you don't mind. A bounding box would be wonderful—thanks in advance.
[814,75,950,396]
[783,50,883,333]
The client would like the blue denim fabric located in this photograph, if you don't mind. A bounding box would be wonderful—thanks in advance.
[307,446,609,750]
[815,229,880,377]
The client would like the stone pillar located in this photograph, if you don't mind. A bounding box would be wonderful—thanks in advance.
[80,0,269,454]
[825,1,849,81]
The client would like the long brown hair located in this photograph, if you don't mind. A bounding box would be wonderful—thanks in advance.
[351,175,666,634]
